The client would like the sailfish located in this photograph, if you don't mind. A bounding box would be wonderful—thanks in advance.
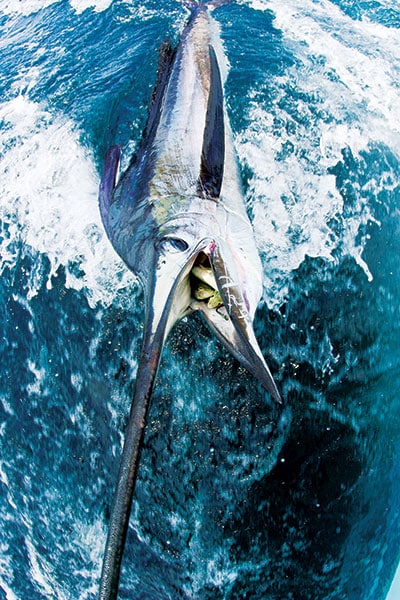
[98,0,281,598]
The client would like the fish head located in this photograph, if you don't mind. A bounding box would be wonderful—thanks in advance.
[141,213,281,404]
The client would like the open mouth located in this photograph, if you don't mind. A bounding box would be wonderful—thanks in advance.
[153,240,281,404]
[190,252,226,313]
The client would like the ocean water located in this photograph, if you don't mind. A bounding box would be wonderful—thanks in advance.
[1,0,399,598]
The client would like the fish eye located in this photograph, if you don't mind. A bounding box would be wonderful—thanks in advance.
[159,237,189,252]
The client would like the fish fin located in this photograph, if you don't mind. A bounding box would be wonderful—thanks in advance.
[142,40,177,145]
[198,45,225,200]
[99,145,121,227]
[153,41,176,105]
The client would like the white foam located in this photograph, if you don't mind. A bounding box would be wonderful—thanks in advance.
[0,571,18,600]
[0,0,170,17]
[71,518,106,579]
[184,514,239,597]
[245,0,400,146]
[236,0,400,305]
[26,537,67,600]
[26,360,46,396]
[0,0,112,15]
[0,94,134,307]
[70,0,112,14]
[0,0,60,16]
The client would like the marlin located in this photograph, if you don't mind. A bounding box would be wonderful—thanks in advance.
[98,1,281,597]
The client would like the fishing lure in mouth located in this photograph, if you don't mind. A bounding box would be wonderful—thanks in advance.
[98,1,281,597]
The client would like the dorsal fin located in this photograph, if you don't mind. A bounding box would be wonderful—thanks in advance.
[123,40,177,174]
[197,45,225,200]
[143,40,177,145]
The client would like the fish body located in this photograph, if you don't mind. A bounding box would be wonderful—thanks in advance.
[100,3,280,399]
[98,2,281,598]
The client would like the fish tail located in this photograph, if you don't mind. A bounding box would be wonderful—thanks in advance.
[182,0,233,11]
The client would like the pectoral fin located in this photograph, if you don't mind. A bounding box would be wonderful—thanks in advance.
[99,145,121,228]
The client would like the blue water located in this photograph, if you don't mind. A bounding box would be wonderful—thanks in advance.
[1,0,400,598]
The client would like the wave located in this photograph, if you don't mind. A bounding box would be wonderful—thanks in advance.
[0,1,399,598]
[234,0,400,306]
[0,94,134,307]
